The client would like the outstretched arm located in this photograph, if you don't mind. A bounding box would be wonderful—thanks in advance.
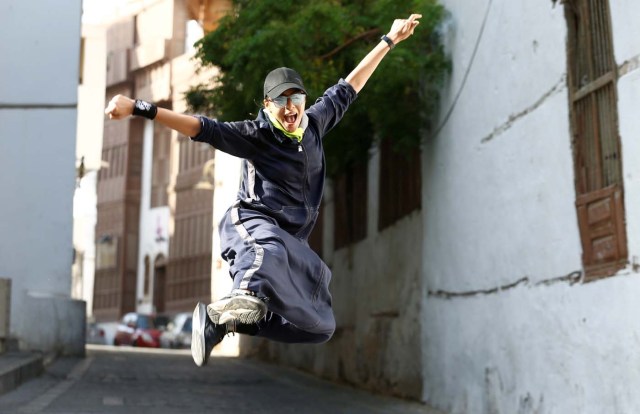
[104,96,202,137]
[345,14,421,94]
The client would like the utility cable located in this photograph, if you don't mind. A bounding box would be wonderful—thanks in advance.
[430,0,493,139]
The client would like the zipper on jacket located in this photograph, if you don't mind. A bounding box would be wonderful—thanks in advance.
[299,142,312,237]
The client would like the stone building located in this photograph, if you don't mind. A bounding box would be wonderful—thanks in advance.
[94,0,230,327]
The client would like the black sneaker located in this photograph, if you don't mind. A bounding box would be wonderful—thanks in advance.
[207,289,267,325]
[191,302,226,367]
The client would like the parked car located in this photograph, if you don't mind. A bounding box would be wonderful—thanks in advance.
[159,312,192,349]
[113,313,163,348]
[154,314,171,331]
[86,322,107,345]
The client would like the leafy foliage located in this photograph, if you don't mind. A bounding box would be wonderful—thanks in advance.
[187,0,450,176]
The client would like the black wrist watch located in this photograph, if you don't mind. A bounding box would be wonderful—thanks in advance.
[380,34,395,50]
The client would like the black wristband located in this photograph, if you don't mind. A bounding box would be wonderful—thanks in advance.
[380,34,395,50]
[132,99,158,120]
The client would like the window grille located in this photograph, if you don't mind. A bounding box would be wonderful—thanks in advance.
[378,137,421,231]
[151,123,171,207]
[334,162,368,250]
[565,0,627,279]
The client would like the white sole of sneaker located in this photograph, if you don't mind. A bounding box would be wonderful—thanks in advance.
[191,302,207,367]
[207,295,266,324]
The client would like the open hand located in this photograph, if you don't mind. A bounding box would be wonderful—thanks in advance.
[387,14,421,44]
[104,94,135,120]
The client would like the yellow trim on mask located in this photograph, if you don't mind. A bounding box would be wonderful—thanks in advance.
[265,110,304,142]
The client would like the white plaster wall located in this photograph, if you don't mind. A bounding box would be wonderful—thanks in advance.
[0,2,81,106]
[0,109,79,298]
[618,68,640,267]
[611,0,640,274]
[0,0,83,353]
[241,136,424,397]
[421,1,640,413]
[609,0,640,67]
[425,0,578,292]
[76,24,106,172]
[424,273,640,414]
[245,210,424,397]
[331,213,424,397]
[73,171,98,317]
[211,150,241,356]
[73,23,106,318]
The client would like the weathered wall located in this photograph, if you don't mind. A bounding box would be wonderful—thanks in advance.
[325,212,423,398]
[421,1,640,413]
[241,145,425,399]
[612,0,640,268]
[0,0,85,354]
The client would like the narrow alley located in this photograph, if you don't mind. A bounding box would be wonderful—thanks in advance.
[0,346,442,414]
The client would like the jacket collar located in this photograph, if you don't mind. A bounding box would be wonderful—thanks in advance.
[257,108,308,144]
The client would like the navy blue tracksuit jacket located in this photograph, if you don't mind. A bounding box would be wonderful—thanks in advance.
[191,79,358,343]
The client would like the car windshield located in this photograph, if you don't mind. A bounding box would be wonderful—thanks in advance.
[137,315,154,329]
[183,317,192,332]
[154,315,169,330]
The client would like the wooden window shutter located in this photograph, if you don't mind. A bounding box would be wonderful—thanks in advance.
[334,162,368,250]
[378,137,421,231]
[151,123,171,208]
[565,0,627,280]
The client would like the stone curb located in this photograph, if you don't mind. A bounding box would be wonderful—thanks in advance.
[0,353,44,396]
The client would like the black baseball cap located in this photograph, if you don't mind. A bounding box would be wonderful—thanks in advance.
[263,67,307,99]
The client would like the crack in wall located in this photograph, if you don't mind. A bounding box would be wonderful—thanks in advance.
[0,103,77,109]
[480,75,567,144]
[479,56,639,145]
[427,270,582,299]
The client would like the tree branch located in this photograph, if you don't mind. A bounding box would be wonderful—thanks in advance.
[317,28,382,61]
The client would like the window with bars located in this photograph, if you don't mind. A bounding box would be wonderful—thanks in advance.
[143,255,150,295]
[96,237,118,270]
[151,123,171,207]
[333,162,368,250]
[565,0,627,279]
[99,144,128,180]
[165,152,214,312]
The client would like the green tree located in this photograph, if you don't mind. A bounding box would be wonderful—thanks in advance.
[186,0,449,176]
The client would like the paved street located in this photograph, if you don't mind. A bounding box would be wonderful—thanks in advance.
[0,345,442,414]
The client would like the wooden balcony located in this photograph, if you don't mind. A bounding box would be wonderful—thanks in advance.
[106,48,130,87]
[129,39,171,72]
[186,0,232,33]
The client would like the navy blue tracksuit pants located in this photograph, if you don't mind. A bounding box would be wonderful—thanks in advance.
[220,203,334,343]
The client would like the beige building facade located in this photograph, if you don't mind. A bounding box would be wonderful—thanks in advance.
[94,0,230,325]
